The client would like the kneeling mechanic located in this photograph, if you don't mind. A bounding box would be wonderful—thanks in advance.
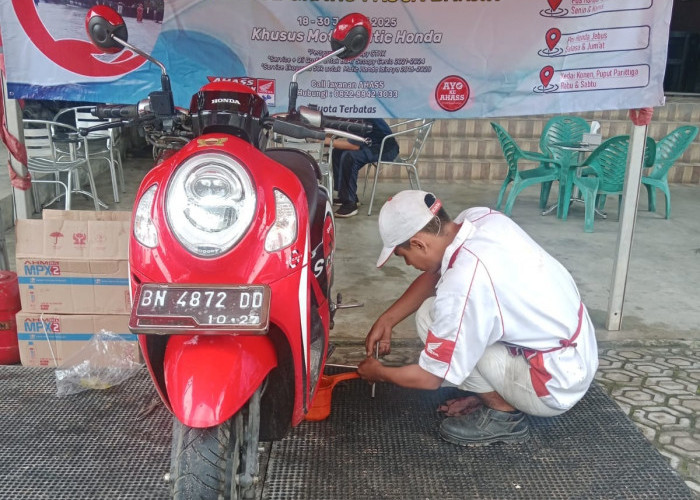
[357,190,599,446]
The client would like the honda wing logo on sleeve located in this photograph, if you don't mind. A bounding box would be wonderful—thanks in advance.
[426,342,442,357]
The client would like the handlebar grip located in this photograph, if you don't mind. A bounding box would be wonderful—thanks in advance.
[321,116,373,136]
[93,104,139,120]
[272,119,326,141]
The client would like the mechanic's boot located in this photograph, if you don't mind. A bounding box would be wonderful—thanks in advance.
[439,406,530,446]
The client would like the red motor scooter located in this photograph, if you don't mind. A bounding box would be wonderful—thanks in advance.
[83,7,371,499]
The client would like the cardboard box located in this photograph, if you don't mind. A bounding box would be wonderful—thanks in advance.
[16,312,139,368]
[15,209,132,314]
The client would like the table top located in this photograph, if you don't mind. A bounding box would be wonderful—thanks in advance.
[550,141,597,152]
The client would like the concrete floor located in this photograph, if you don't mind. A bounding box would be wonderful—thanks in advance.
[1,145,699,495]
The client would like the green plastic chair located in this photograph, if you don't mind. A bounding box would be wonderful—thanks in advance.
[539,116,590,217]
[491,122,559,216]
[573,135,656,232]
[642,125,699,219]
[540,116,590,160]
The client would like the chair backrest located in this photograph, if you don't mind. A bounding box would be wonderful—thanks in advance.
[540,116,589,163]
[583,135,656,193]
[22,119,83,161]
[582,135,629,193]
[490,122,522,174]
[22,120,56,159]
[402,120,434,164]
[646,125,699,180]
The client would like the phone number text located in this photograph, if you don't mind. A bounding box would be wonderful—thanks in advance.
[333,89,399,98]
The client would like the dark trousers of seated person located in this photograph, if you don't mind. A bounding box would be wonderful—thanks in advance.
[333,143,399,206]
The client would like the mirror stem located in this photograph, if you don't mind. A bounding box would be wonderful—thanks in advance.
[291,47,346,84]
[111,35,168,77]
[288,46,346,113]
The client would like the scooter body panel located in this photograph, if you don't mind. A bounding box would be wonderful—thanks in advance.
[163,334,277,428]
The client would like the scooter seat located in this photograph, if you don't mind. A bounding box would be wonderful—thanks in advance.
[266,148,321,216]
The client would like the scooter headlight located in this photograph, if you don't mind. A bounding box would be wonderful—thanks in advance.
[166,152,255,257]
[133,184,158,248]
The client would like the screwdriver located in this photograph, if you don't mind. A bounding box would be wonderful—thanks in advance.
[371,342,379,398]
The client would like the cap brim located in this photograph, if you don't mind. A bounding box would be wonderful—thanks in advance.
[376,245,395,268]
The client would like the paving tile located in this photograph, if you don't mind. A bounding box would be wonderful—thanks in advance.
[597,345,700,498]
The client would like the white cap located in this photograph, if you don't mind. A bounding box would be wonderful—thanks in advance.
[376,190,442,267]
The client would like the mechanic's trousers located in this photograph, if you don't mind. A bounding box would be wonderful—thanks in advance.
[415,298,566,418]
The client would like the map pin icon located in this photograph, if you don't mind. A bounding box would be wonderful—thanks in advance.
[540,66,554,87]
[547,0,562,11]
[546,28,561,51]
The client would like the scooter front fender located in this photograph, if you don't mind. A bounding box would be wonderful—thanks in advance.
[163,335,277,428]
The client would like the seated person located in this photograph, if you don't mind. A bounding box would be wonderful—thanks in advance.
[331,118,399,218]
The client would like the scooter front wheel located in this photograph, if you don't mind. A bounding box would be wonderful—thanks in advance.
[170,385,262,499]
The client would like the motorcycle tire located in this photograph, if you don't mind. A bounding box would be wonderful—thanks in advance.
[170,386,262,500]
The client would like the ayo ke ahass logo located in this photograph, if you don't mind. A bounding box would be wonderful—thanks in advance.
[435,75,469,112]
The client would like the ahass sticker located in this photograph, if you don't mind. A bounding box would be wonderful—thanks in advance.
[435,75,469,112]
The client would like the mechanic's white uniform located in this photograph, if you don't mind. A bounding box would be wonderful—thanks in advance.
[415,208,598,417]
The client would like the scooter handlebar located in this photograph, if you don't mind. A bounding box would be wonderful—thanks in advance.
[272,119,326,141]
[93,104,140,120]
[321,116,373,136]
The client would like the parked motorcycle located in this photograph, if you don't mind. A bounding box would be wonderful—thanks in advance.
[83,7,372,499]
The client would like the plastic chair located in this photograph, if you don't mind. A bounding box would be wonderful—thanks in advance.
[54,106,125,203]
[572,135,656,232]
[538,116,591,217]
[23,119,103,211]
[540,116,590,158]
[490,122,560,216]
[363,119,434,215]
[642,125,698,219]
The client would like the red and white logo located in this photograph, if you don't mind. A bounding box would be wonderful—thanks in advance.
[435,75,470,112]
[424,331,455,363]
[206,76,276,106]
[256,79,276,107]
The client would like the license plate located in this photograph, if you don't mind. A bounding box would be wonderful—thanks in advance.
[130,284,271,334]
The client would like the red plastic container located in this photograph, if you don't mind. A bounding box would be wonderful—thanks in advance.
[0,271,21,364]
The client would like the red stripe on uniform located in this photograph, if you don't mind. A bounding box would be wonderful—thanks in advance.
[529,352,553,397]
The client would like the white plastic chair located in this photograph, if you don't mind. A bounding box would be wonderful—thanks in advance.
[362,118,434,215]
[54,106,125,203]
[23,119,104,211]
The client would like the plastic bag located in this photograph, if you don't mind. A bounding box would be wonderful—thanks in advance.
[55,329,143,397]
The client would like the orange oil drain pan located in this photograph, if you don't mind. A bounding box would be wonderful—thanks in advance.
[304,371,361,421]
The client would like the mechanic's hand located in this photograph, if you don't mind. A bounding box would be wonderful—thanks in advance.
[365,316,393,357]
[357,357,383,384]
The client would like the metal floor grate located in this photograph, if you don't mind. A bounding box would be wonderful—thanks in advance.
[0,366,171,499]
[0,366,694,499]
[263,371,695,500]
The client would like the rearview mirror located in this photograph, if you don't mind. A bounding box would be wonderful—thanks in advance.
[85,6,128,53]
[331,13,372,60]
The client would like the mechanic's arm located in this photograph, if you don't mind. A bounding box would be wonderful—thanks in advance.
[357,359,442,390]
[365,271,440,356]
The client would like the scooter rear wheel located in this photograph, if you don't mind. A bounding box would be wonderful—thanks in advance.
[170,386,261,499]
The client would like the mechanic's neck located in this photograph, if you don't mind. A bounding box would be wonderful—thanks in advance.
[443,221,461,242]
[432,221,461,256]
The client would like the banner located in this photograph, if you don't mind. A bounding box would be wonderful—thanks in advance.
[0,0,672,118]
